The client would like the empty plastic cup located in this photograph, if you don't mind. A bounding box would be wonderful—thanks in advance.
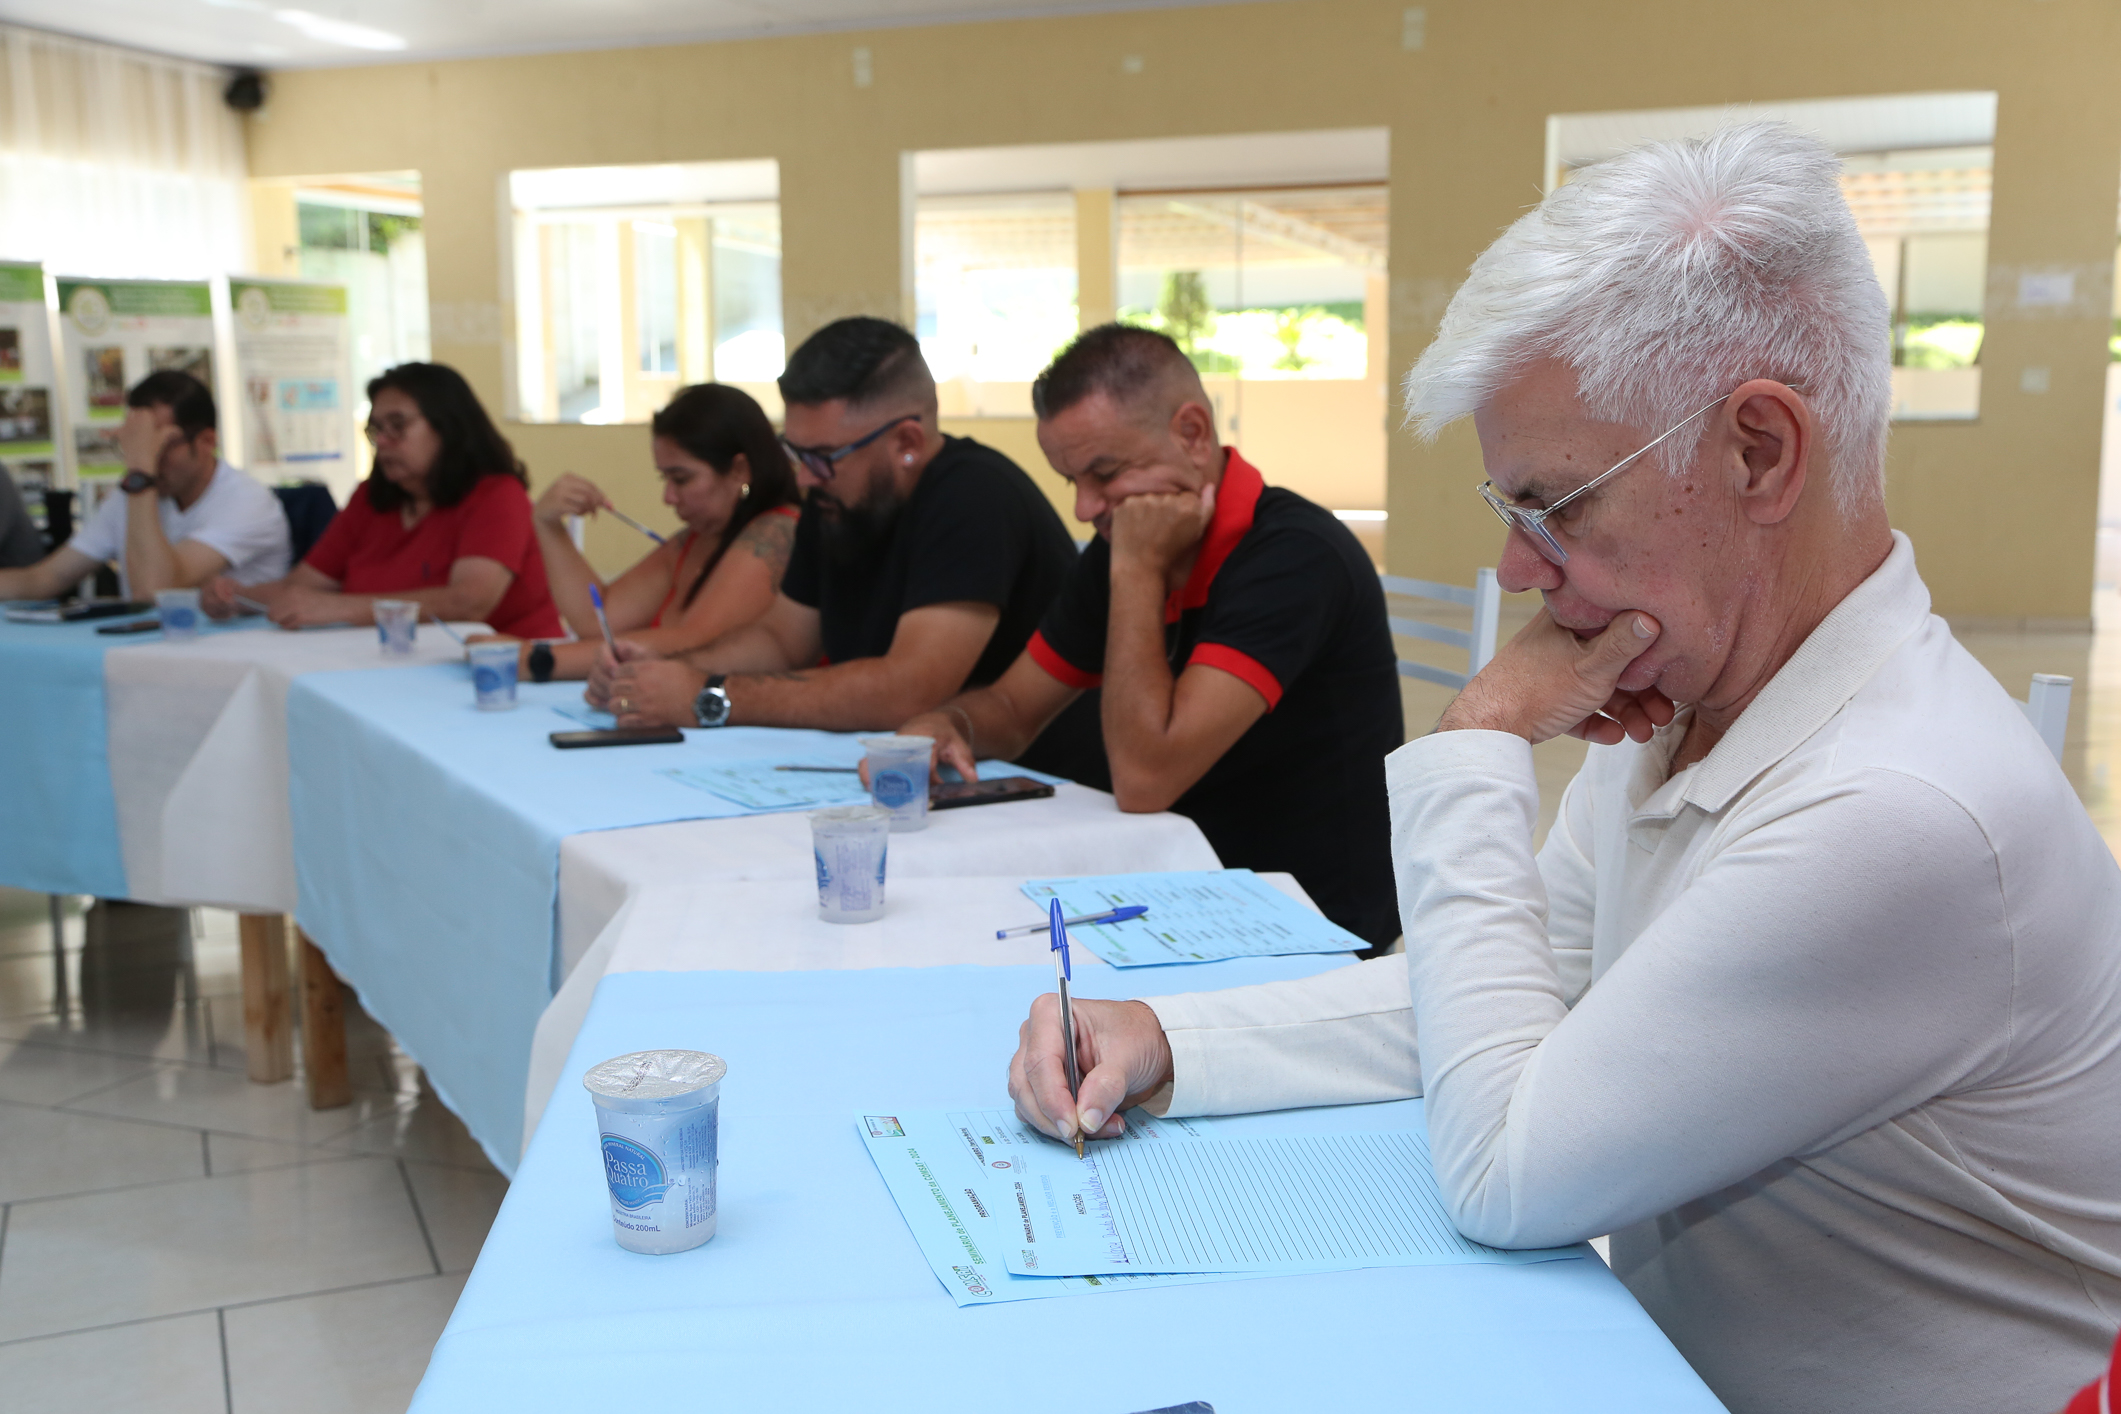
[374,599,418,656]
[860,734,934,832]
[468,641,519,711]
[155,588,202,642]
[583,1049,725,1255]
[810,804,890,923]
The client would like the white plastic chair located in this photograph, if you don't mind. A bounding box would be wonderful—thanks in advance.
[2018,673,2072,763]
[1380,569,1502,691]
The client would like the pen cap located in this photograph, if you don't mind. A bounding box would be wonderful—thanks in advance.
[1048,898,1071,980]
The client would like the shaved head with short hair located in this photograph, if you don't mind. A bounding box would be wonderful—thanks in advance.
[1032,324,1216,438]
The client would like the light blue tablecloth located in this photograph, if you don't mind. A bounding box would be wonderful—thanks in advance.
[0,617,131,897]
[412,962,1724,1413]
[287,664,977,1171]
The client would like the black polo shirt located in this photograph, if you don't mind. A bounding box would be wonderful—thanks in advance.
[1026,450,1403,946]
[781,435,1077,688]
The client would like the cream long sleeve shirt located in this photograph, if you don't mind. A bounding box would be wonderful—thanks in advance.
[1143,534,2121,1414]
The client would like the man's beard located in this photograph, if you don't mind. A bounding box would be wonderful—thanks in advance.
[817,476,905,573]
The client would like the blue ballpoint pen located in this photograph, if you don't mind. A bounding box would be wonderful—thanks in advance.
[1050,898,1084,1158]
[587,583,617,654]
[996,903,1147,939]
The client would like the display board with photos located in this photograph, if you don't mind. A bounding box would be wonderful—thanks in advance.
[0,262,61,531]
[55,278,216,504]
[228,278,354,487]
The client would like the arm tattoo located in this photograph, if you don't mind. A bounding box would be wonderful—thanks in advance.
[738,514,797,588]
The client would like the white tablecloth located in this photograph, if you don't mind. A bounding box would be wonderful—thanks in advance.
[524,867,1311,1152]
[103,625,482,911]
[554,782,1221,978]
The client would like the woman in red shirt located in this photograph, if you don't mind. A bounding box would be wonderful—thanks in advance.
[519,383,799,681]
[208,362,562,639]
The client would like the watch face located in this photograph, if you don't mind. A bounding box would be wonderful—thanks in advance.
[119,470,155,495]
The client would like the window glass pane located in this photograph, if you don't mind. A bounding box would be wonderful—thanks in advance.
[509,162,781,423]
[634,221,678,375]
[1841,145,1991,420]
[711,207,783,384]
[917,194,1076,417]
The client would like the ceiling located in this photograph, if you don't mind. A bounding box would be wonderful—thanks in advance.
[0,0,1255,69]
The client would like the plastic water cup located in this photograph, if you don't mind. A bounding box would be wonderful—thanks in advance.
[860,734,934,833]
[155,588,202,642]
[582,1050,725,1256]
[374,599,418,656]
[468,641,519,711]
[811,804,890,923]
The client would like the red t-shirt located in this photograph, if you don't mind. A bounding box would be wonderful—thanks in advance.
[305,473,563,639]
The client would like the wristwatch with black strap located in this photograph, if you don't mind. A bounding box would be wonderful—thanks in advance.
[693,673,732,728]
[527,642,555,684]
[119,469,155,495]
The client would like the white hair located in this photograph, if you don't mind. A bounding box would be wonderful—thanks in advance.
[1403,121,1892,513]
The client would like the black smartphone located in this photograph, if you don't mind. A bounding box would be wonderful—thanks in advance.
[549,727,685,749]
[63,599,155,622]
[95,618,165,635]
[930,776,1056,810]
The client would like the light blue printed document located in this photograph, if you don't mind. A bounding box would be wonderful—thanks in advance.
[859,1106,1577,1305]
[550,703,617,731]
[983,1128,1577,1277]
[1019,869,1364,966]
[660,760,868,812]
[859,1107,1334,1306]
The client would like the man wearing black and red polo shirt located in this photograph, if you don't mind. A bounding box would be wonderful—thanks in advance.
[900,324,1402,946]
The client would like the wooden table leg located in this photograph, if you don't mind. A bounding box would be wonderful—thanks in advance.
[237,913,294,1083]
[297,929,352,1109]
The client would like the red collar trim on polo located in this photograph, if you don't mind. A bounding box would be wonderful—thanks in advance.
[1164,448,1263,625]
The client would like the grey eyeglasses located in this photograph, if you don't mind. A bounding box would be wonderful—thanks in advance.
[1476,391,1736,565]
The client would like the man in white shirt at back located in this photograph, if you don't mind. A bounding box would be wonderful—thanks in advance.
[1005,123,2121,1414]
[0,369,289,601]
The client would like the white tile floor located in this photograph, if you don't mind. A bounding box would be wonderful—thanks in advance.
[0,895,504,1413]
[5,599,2117,1414]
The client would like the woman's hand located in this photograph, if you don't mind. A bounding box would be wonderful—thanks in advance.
[534,473,609,530]
[268,584,356,629]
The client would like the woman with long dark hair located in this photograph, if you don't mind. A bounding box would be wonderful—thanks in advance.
[517,383,798,682]
[207,362,563,638]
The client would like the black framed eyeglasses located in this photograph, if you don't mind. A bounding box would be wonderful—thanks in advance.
[780,414,918,483]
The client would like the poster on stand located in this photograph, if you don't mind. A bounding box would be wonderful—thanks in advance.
[0,262,61,526]
[227,278,353,490]
[55,278,216,508]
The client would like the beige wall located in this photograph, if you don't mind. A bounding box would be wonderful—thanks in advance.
[247,0,2121,618]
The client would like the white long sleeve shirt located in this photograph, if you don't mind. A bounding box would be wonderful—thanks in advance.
[1144,534,2121,1414]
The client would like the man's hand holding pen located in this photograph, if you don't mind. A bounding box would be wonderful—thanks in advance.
[1008,994,1174,1148]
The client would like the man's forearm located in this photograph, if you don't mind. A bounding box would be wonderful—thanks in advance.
[725,656,958,732]
[1100,557,1181,792]
[675,622,803,676]
[937,684,1041,763]
[123,500,180,596]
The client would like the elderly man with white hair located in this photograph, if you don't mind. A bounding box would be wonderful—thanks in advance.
[1004,122,2121,1414]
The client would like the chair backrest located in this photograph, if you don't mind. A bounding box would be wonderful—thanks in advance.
[2018,673,2071,764]
[273,481,339,566]
[1380,569,1502,691]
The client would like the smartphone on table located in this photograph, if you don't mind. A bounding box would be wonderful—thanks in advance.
[549,727,685,749]
[929,776,1055,810]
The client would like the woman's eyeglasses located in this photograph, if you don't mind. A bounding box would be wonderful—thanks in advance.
[364,413,424,444]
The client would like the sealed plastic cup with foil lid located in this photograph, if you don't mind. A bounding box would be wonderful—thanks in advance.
[582,1049,726,1254]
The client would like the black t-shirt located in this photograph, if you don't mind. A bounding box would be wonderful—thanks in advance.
[1028,451,1403,946]
[781,435,1078,688]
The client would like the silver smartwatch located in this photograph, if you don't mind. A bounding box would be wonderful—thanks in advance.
[693,673,732,728]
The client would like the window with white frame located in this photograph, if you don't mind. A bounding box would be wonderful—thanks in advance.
[509,161,783,424]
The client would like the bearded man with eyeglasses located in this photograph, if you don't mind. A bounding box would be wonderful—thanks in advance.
[590,317,1082,743]
[1000,122,2121,1414]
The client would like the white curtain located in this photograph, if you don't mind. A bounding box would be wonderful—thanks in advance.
[0,25,248,279]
